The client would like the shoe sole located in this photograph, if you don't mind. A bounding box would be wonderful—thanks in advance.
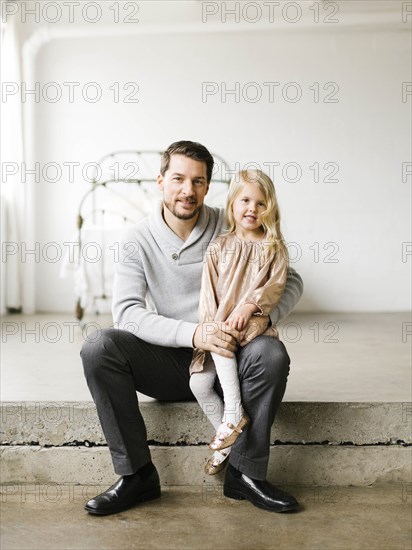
[223,487,299,513]
[84,486,161,516]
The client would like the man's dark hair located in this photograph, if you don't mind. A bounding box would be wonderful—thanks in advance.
[160,141,214,183]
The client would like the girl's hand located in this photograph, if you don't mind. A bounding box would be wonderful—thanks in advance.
[226,303,259,331]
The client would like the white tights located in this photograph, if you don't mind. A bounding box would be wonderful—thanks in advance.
[190,352,244,430]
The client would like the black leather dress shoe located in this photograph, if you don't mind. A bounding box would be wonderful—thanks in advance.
[84,463,161,516]
[224,463,299,512]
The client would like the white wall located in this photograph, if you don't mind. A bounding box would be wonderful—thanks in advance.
[22,7,411,312]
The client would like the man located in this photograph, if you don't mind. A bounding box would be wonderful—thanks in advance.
[80,141,303,515]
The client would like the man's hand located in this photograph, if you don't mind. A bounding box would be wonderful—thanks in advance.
[239,315,270,347]
[225,303,259,331]
[193,322,241,358]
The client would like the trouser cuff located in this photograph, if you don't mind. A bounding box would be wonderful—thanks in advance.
[112,451,152,476]
[229,449,268,481]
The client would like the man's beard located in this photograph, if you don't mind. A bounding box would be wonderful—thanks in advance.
[164,199,202,220]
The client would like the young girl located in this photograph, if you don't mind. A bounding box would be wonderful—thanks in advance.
[189,169,289,475]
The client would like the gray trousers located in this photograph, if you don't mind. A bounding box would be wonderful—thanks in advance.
[80,329,290,481]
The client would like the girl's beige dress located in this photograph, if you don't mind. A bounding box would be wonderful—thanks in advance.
[190,233,288,374]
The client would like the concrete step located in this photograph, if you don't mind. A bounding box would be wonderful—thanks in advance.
[1,445,411,487]
[1,401,411,445]
[1,401,411,486]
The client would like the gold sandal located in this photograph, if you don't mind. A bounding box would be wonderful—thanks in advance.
[204,450,231,475]
[209,414,250,451]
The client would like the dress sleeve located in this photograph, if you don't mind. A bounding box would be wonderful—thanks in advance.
[244,254,288,316]
[198,241,220,322]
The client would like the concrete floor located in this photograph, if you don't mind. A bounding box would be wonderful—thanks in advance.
[1,312,411,402]
[1,484,411,550]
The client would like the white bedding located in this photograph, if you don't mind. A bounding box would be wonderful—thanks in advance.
[60,224,131,314]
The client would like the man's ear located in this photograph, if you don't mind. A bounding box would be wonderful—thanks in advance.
[157,174,164,192]
[204,182,210,196]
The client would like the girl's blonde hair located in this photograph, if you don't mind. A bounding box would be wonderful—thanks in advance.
[225,169,289,264]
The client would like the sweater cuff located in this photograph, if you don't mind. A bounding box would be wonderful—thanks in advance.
[175,321,198,348]
[270,307,280,325]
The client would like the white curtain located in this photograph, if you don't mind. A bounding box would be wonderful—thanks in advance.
[1,16,25,314]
